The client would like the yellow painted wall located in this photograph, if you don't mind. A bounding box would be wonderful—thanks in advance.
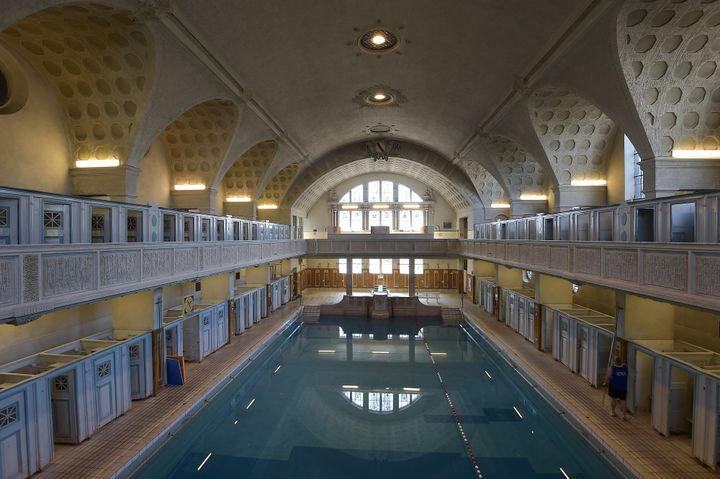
[536,274,573,305]
[111,290,155,330]
[201,273,231,302]
[136,137,171,207]
[473,260,497,277]
[674,306,720,353]
[497,266,522,289]
[606,128,626,205]
[0,301,112,364]
[624,295,674,340]
[0,42,71,194]
[244,264,271,285]
[163,282,196,310]
[572,284,616,316]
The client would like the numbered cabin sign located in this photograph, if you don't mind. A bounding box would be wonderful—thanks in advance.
[182,295,194,315]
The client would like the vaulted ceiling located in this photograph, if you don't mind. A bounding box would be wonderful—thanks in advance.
[172,0,593,164]
[3,0,689,212]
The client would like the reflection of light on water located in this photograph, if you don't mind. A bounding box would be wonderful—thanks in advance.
[197,453,212,471]
[341,390,421,413]
[338,327,424,340]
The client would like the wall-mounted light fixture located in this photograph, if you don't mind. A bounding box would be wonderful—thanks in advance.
[226,196,252,202]
[174,184,206,191]
[257,204,278,210]
[75,159,120,168]
[671,150,720,159]
[519,194,548,201]
[570,179,607,186]
[571,283,580,294]
[490,202,511,208]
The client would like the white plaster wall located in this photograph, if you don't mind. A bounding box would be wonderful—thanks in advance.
[0,302,113,364]
[136,137,171,207]
[0,41,71,194]
[303,173,457,234]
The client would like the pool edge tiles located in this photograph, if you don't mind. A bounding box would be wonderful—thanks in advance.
[118,308,304,479]
[460,313,638,479]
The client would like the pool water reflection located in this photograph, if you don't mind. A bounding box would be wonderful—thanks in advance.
[133,316,619,478]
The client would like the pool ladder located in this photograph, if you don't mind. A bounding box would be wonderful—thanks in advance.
[301,305,321,321]
[442,308,464,322]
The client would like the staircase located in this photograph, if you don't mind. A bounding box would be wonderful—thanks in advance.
[441,308,464,322]
[302,305,321,321]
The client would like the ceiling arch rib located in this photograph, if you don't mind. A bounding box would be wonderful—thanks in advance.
[0,2,155,165]
[617,0,720,157]
[283,141,480,215]
[255,142,299,201]
[463,134,548,201]
[529,86,617,186]
[160,99,237,188]
[290,157,473,216]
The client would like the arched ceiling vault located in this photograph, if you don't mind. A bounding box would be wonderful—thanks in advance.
[529,86,617,185]
[220,140,278,200]
[463,135,549,201]
[618,0,720,157]
[290,157,473,216]
[0,2,154,165]
[159,99,237,187]
[283,141,481,215]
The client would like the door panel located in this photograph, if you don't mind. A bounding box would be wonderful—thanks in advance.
[43,203,70,244]
[128,343,145,400]
[0,394,26,479]
[0,198,19,244]
[94,355,116,427]
[51,373,79,444]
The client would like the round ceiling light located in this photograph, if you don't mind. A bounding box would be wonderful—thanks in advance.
[367,91,394,105]
[369,124,392,134]
[359,28,399,53]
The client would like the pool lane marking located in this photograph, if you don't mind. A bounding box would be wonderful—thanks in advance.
[197,452,212,471]
[418,330,483,478]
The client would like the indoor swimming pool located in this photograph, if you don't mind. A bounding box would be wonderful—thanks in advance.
[133,316,621,478]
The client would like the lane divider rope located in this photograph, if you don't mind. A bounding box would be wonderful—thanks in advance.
[417,323,484,478]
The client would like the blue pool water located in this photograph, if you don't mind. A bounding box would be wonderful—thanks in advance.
[133,316,620,478]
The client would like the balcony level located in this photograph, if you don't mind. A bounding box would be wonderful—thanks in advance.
[0,239,306,325]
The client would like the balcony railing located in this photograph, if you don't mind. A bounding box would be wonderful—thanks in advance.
[0,239,306,324]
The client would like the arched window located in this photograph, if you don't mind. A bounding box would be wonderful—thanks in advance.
[332,180,429,233]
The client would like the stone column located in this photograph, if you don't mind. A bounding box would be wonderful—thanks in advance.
[408,334,416,363]
[346,334,353,362]
[345,256,353,296]
[408,258,416,297]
